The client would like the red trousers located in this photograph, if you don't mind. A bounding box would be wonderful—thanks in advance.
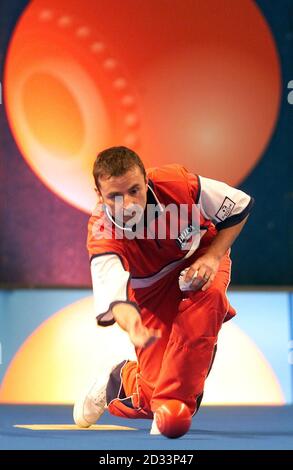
[107,250,236,419]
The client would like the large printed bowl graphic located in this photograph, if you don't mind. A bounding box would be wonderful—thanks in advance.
[0,297,284,405]
[4,0,281,213]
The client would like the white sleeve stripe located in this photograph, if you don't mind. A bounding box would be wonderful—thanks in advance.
[90,253,130,325]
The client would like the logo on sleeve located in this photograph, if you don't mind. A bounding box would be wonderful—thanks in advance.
[215,197,235,221]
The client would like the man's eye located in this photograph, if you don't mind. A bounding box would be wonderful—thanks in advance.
[130,189,138,195]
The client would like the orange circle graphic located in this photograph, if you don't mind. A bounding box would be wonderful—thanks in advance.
[4,0,281,212]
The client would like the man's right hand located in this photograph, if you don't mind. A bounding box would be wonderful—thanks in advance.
[111,302,161,349]
[128,316,161,349]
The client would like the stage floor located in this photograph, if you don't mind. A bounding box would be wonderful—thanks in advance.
[1,405,293,450]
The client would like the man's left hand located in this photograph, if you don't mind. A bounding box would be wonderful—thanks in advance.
[184,254,220,292]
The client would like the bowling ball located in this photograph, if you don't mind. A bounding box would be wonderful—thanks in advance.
[155,400,191,438]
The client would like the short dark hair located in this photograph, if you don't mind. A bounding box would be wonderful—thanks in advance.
[93,146,146,188]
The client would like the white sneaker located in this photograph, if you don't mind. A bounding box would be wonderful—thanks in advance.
[73,379,107,428]
[150,413,161,435]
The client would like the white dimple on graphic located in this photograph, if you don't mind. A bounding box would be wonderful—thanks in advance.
[76,27,90,38]
[58,16,72,27]
[103,58,117,70]
[113,78,127,90]
[39,10,53,21]
[91,42,105,54]
[125,113,139,127]
[121,95,135,107]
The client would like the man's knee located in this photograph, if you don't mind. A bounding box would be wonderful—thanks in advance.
[177,285,229,337]
[180,284,228,313]
[203,284,228,312]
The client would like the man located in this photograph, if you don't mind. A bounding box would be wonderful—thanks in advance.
[73,146,254,434]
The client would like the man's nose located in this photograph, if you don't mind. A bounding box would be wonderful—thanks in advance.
[123,195,134,210]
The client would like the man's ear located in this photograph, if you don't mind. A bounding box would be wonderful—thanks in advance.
[94,187,103,203]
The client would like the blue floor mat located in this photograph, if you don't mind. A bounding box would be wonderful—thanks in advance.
[1,405,293,450]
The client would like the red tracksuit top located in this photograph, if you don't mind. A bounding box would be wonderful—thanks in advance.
[87,164,253,326]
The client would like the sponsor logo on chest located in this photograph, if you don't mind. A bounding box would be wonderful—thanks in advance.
[176,224,199,249]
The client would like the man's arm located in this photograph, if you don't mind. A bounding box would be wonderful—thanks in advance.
[206,214,248,260]
[184,174,254,291]
[111,302,161,348]
[184,214,249,291]
[90,253,161,347]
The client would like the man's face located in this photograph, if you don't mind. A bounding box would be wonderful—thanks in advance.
[97,166,148,226]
